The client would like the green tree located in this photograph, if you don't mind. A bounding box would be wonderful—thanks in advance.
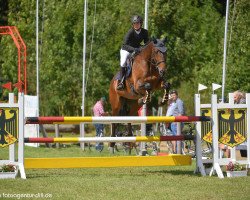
[0,0,249,116]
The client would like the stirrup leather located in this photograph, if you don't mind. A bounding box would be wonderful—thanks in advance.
[117,82,124,90]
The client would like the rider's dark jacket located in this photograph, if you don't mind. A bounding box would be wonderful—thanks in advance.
[121,28,149,53]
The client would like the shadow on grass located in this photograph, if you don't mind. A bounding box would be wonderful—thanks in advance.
[145,169,199,176]
[25,167,201,179]
[26,168,118,179]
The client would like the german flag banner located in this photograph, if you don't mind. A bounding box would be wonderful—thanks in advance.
[218,108,246,148]
[201,109,212,143]
[0,108,19,148]
[201,108,247,147]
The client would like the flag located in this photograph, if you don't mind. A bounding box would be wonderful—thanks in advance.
[198,84,207,92]
[2,82,12,91]
[212,83,222,91]
[13,81,23,92]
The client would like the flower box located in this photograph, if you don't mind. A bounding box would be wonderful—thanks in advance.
[226,161,248,178]
[0,171,18,179]
[226,170,247,178]
[0,164,18,179]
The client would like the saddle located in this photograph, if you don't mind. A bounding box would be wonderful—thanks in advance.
[115,53,136,81]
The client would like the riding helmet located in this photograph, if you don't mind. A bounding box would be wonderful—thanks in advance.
[131,15,143,24]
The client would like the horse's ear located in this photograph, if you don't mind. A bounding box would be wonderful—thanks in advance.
[162,37,167,44]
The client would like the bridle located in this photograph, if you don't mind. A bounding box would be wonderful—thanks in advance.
[149,48,166,76]
[134,41,166,77]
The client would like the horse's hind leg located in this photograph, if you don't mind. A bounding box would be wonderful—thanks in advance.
[109,123,116,154]
[123,123,134,155]
[109,81,122,153]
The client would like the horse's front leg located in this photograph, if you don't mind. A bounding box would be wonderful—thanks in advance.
[160,82,171,105]
[138,82,152,105]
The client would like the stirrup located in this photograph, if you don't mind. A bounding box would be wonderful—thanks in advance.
[117,82,124,90]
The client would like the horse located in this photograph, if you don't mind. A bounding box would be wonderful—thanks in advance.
[109,38,170,153]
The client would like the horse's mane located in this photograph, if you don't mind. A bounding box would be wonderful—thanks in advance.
[144,39,152,46]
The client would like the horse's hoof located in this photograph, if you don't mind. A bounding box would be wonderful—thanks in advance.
[163,82,171,89]
[151,150,158,156]
[161,97,168,105]
[144,83,151,90]
[138,98,144,105]
[124,146,132,155]
[140,150,149,156]
[145,98,151,104]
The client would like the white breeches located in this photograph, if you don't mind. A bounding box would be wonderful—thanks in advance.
[120,49,130,67]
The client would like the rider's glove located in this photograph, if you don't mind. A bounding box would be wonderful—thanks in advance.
[134,48,140,54]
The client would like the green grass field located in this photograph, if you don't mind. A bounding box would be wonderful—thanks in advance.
[1,144,250,200]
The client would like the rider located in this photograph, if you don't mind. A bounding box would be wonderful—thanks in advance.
[117,15,149,90]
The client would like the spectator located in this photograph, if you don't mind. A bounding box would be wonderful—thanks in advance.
[233,90,246,104]
[166,90,185,153]
[92,97,109,151]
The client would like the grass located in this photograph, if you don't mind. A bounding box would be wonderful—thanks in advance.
[0,144,250,200]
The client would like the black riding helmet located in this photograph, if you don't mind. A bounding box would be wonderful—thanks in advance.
[131,15,143,24]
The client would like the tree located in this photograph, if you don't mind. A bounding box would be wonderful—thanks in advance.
[0,0,249,116]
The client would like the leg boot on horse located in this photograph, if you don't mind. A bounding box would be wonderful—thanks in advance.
[117,67,126,90]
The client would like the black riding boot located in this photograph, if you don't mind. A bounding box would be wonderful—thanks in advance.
[117,67,126,90]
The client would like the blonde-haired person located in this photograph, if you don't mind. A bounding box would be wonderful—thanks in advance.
[233,90,246,104]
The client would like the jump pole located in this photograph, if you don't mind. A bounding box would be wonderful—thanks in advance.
[24,135,194,143]
[24,155,192,169]
[26,116,210,124]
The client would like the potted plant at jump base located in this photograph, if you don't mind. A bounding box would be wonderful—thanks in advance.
[226,161,248,178]
[0,163,18,179]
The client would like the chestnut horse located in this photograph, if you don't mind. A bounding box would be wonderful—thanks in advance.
[109,38,170,153]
